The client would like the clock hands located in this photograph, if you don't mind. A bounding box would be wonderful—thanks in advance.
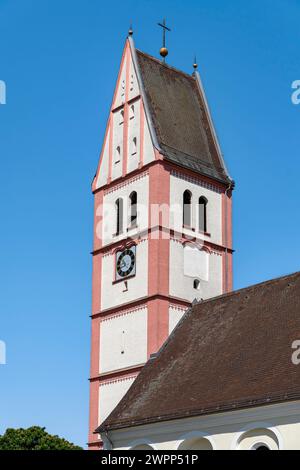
[117,248,136,278]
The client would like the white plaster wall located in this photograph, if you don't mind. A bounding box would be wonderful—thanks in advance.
[127,98,140,174]
[169,239,222,302]
[169,174,223,246]
[113,54,127,109]
[107,401,300,450]
[129,46,155,168]
[100,308,148,373]
[101,240,148,310]
[95,49,155,191]
[128,53,140,101]
[184,245,209,280]
[101,174,149,247]
[96,128,110,189]
[99,376,135,424]
[169,306,186,335]
[143,112,155,165]
[111,108,124,181]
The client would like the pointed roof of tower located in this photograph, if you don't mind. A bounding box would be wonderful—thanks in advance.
[129,38,232,184]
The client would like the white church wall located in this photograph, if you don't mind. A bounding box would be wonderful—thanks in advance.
[101,239,148,311]
[168,305,187,335]
[169,239,222,302]
[169,173,223,247]
[143,111,156,165]
[106,400,300,450]
[99,376,135,424]
[95,127,110,189]
[236,428,279,450]
[100,307,148,373]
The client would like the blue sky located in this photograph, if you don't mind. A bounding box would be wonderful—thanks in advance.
[0,0,299,448]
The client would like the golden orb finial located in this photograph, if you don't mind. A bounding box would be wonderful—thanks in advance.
[160,47,168,58]
[193,55,198,70]
[157,19,171,63]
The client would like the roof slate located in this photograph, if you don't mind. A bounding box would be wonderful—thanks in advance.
[98,271,300,432]
[136,50,230,184]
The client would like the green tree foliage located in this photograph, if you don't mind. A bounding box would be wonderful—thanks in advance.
[0,426,82,450]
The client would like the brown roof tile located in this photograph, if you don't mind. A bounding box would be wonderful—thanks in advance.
[136,50,230,184]
[98,271,300,432]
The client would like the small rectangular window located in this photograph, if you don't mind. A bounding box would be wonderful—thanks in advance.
[131,137,137,156]
[115,146,121,164]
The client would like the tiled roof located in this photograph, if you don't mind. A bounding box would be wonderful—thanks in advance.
[136,50,231,184]
[98,271,300,431]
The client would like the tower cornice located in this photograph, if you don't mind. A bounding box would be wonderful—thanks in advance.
[93,158,230,195]
[90,293,190,320]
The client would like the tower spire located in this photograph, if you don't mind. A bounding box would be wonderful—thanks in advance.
[157,18,171,62]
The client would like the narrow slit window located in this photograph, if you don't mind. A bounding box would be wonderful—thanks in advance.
[183,190,192,227]
[119,109,124,125]
[121,330,125,354]
[121,79,125,101]
[131,137,137,155]
[130,74,134,92]
[198,196,208,233]
[115,198,123,235]
[115,145,121,164]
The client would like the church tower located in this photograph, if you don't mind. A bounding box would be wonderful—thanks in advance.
[88,33,234,449]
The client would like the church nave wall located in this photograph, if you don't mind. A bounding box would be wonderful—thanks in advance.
[108,401,300,450]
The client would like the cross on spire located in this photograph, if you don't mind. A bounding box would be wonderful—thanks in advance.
[157,18,171,62]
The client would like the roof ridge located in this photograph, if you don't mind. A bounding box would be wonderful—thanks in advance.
[97,269,300,434]
[142,270,300,381]
[161,143,224,171]
[191,269,300,308]
[136,49,195,81]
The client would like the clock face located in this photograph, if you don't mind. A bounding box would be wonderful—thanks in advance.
[116,247,136,279]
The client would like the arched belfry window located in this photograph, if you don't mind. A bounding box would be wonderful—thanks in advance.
[115,198,123,235]
[183,190,192,227]
[129,191,137,228]
[198,196,208,233]
[253,445,270,451]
